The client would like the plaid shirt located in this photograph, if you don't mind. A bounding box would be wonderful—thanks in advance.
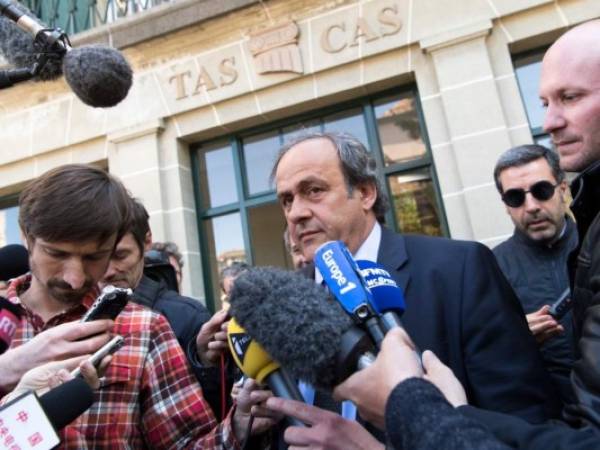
[6,275,239,449]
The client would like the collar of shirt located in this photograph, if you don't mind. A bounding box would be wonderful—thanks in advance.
[6,273,99,333]
[315,222,382,284]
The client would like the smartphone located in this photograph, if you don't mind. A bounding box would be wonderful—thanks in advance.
[70,335,125,378]
[549,288,573,321]
[80,285,131,322]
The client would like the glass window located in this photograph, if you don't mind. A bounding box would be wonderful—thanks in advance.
[323,109,369,149]
[203,212,246,307]
[197,141,238,209]
[243,131,280,196]
[248,202,291,268]
[374,94,427,166]
[282,120,320,145]
[0,206,21,247]
[388,169,443,237]
[514,53,545,132]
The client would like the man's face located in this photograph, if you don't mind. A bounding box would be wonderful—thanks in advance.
[275,138,377,261]
[28,235,116,305]
[99,233,146,290]
[499,158,567,243]
[540,37,600,172]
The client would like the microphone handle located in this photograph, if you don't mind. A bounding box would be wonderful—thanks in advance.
[266,369,306,428]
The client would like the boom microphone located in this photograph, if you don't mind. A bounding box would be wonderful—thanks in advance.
[227,318,305,427]
[0,0,132,107]
[228,267,375,390]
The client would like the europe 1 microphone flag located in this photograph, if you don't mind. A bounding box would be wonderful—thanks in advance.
[314,241,386,348]
[356,260,406,333]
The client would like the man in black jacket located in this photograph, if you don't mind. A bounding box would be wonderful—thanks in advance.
[265,131,560,449]
[493,144,577,404]
[538,19,600,431]
[98,198,236,418]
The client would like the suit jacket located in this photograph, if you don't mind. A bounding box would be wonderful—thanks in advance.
[375,227,560,423]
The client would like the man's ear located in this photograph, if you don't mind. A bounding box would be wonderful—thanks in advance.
[144,231,152,252]
[357,182,377,211]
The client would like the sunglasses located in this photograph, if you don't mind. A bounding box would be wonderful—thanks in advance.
[501,181,559,208]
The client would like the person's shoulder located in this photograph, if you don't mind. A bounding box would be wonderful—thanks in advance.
[401,233,488,253]
[157,289,210,315]
[116,301,166,329]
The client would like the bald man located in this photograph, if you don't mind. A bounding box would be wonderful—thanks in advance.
[538,19,600,430]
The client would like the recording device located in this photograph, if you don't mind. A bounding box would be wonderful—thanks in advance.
[0,0,133,107]
[549,288,573,321]
[80,285,131,322]
[314,241,387,348]
[70,335,124,378]
[227,318,305,427]
[0,377,94,449]
[0,296,22,354]
[228,266,376,390]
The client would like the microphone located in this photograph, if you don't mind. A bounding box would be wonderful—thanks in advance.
[0,244,29,282]
[314,241,387,348]
[0,0,133,107]
[0,377,94,449]
[38,377,95,430]
[356,260,405,333]
[0,297,22,354]
[228,266,376,390]
[227,318,305,427]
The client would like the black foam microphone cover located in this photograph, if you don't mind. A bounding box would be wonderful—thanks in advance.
[0,296,21,354]
[0,244,29,282]
[38,377,95,430]
[228,266,366,389]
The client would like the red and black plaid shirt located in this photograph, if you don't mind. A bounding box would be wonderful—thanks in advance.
[6,274,239,449]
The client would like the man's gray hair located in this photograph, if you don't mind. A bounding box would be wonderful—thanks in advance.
[493,144,565,192]
[270,131,389,223]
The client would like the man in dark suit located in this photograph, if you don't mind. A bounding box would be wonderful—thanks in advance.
[266,131,561,448]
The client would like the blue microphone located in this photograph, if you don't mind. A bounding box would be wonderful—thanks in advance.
[314,241,386,348]
[357,260,405,333]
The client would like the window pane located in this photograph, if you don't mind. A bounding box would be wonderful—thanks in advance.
[515,53,545,131]
[248,202,292,269]
[388,169,443,237]
[282,120,320,145]
[203,212,246,308]
[197,142,238,209]
[0,206,21,247]
[535,134,553,150]
[324,108,369,149]
[243,130,280,195]
[374,93,427,166]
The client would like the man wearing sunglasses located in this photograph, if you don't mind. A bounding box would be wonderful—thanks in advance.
[493,144,577,405]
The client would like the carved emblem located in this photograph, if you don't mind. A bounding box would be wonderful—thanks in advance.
[248,21,303,75]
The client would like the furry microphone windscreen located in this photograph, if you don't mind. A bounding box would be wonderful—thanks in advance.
[63,45,132,108]
[228,266,354,388]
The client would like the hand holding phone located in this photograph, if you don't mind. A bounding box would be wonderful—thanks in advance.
[70,335,125,378]
[81,285,131,322]
[549,288,572,321]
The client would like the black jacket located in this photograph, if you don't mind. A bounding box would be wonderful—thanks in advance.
[493,216,578,404]
[376,228,560,423]
[386,378,510,450]
[563,160,600,429]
